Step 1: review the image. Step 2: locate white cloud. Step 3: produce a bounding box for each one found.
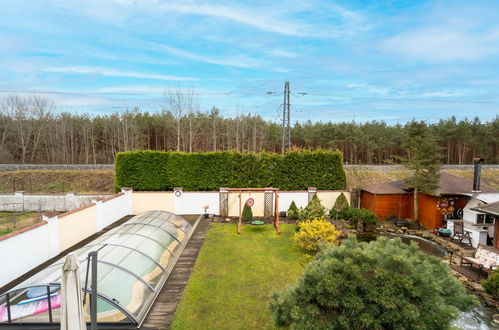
[122,1,307,36]
[155,44,264,69]
[269,49,298,58]
[43,66,198,81]
[381,26,499,62]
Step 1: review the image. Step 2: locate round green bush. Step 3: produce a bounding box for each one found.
[482,269,499,298]
[333,206,377,225]
[269,236,476,329]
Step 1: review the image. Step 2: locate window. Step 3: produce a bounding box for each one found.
[477,213,495,224]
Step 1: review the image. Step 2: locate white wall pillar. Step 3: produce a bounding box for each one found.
[66,192,76,210]
[92,199,105,231]
[121,187,134,215]
[43,213,60,258]
[14,191,25,212]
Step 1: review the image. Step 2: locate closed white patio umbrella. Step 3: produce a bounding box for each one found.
[60,253,86,330]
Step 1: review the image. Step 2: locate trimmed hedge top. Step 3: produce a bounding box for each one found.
[115,150,346,191]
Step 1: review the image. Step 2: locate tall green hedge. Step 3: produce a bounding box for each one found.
[115,150,346,191]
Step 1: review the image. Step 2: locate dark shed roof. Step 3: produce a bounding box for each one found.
[362,180,408,194]
[361,172,498,196]
[472,201,499,217]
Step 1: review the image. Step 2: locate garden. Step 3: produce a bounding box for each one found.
[171,194,489,329]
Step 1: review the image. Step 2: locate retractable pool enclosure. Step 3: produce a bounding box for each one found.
[0,210,198,328]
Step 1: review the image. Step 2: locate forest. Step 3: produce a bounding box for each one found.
[0,94,498,164]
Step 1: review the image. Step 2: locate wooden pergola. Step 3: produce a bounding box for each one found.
[223,187,280,235]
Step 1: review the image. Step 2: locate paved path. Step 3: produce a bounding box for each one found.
[140,218,211,329]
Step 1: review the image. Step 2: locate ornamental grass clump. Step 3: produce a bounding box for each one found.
[294,219,340,252]
[269,236,476,330]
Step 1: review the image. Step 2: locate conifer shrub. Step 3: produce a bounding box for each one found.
[294,219,340,252]
[242,203,253,222]
[329,192,350,219]
[299,194,326,221]
[269,236,476,329]
[482,269,499,298]
[336,207,377,226]
[287,201,299,219]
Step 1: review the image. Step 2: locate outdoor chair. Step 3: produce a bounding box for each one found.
[460,244,499,281]
[451,221,472,247]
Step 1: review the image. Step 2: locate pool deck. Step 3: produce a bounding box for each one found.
[140,217,211,329]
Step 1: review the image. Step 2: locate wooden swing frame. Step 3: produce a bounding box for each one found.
[224,187,280,235]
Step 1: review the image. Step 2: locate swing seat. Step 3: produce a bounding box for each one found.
[251,219,265,226]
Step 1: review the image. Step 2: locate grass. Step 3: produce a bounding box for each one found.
[0,211,40,234]
[0,170,115,193]
[171,223,307,330]
[445,169,499,190]
[345,168,499,191]
[0,228,13,236]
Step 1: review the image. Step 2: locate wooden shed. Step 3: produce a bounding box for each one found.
[360,180,411,220]
[360,172,498,230]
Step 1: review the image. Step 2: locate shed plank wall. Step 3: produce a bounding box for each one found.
[360,191,410,221]
[409,193,443,230]
[360,191,376,213]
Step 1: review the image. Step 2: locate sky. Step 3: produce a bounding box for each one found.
[1,0,499,123]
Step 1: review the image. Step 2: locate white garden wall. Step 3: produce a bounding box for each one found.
[0,222,51,287]
[278,192,309,211]
[174,191,219,215]
[0,192,113,212]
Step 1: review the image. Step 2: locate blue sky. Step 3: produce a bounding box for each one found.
[1,0,499,123]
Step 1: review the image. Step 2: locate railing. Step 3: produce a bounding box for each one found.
[0,204,42,233]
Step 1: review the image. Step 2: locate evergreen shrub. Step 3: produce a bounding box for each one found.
[242,203,253,222]
[269,236,476,329]
[329,192,350,219]
[294,219,340,252]
[299,194,326,221]
[115,150,346,191]
[287,201,299,219]
[336,207,377,226]
[482,269,499,298]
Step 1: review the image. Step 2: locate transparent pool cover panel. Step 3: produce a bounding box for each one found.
[1,210,193,325]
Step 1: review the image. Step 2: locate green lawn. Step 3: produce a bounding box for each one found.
[171,223,306,330]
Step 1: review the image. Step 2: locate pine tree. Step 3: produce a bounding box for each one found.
[269,236,476,329]
[397,121,442,223]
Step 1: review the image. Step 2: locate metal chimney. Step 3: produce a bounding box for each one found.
[472,157,484,192]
